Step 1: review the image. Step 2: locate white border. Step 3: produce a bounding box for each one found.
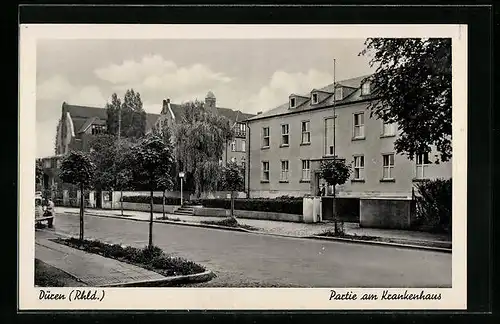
[19,24,467,310]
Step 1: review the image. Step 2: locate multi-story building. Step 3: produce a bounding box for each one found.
[246,75,452,199]
[54,102,161,155]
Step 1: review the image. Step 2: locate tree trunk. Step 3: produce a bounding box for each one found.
[120,190,123,216]
[230,190,235,219]
[148,180,153,249]
[162,190,166,220]
[79,184,84,241]
[332,184,339,235]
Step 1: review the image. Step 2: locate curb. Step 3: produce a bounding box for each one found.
[307,235,452,253]
[61,211,451,253]
[101,270,215,287]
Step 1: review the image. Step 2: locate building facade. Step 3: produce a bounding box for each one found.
[246,75,452,198]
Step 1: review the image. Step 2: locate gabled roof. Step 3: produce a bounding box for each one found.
[247,74,373,121]
[63,102,161,132]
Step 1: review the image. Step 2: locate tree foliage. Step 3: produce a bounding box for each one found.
[220,161,245,193]
[88,134,118,191]
[60,151,96,188]
[319,159,352,187]
[173,100,234,197]
[105,89,147,139]
[35,159,44,185]
[359,38,452,162]
[132,133,174,191]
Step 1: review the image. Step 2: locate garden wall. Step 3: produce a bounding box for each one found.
[193,207,303,222]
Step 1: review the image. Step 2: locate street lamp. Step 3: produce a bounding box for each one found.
[179,171,185,206]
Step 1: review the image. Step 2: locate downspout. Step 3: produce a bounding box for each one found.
[246,124,251,198]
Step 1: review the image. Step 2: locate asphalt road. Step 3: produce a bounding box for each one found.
[38,213,452,288]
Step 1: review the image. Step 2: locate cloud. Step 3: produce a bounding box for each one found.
[239,69,333,113]
[93,55,232,102]
[37,75,108,107]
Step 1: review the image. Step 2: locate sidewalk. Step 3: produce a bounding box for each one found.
[57,206,451,249]
[35,233,165,287]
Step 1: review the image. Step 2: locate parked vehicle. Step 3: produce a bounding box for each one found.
[35,194,54,228]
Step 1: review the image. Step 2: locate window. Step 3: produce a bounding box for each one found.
[361,81,371,95]
[280,160,289,181]
[231,141,236,152]
[416,153,431,179]
[353,113,365,139]
[262,161,270,181]
[290,97,296,108]
[301,160,311,181]
[312,93,318,104]
[324,117,335,155]
[241,140,246,152]
[281,124,289,146]
[353,155,365,180]
[335,87,343,101]
[91,124,105,135]
[262,127,270,147]
[382,154,395,179]
[301,121,310,144]
[382,121,396,136]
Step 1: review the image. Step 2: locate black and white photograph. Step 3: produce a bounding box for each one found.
[19,24,467,310]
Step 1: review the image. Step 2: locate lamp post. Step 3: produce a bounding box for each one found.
[179,171,185,207]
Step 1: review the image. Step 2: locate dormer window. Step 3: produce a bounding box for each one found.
[361,81,371,95]
[311,93,319,104]
[335,87,343,101]
[290,97,296,108]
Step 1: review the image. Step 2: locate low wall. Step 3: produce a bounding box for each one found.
[193,207,303,223]
[359,198,416,230]
[117,202,179,214]
[190,191,246,200]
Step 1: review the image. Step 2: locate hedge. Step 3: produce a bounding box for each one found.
[413,178,452,234]
[193,197,303,215]
[121,195,181,205]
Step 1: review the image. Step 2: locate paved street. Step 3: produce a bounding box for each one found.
[38,212,452,288]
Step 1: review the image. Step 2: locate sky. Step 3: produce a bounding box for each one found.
[36,39,375,158]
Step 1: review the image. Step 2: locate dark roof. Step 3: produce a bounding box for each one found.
[63,102,161,132]
[166,102,255,124]
[247,74,372,121]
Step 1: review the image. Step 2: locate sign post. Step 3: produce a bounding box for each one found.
[179,172,185,207]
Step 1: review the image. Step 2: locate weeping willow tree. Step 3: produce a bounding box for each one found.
[173,100,234,198]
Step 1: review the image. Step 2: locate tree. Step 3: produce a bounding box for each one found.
[121,89,147,139]
[35,159,44,189]
[173,101,234,197]
[88,134,118,192]
[220,161,245,219]
[59,151,96,241]
[132,134,174,248]
[359,38,452,163]
[105,90,147,139]
[319,158,352,234]
[105,93,122,136]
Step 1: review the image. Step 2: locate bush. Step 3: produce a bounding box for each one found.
[121,195,181,205]
[413,178,452,234]
[197,197,303,215]
[56,238,206,276]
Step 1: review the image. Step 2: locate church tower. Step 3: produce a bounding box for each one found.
[205,91,217,114]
